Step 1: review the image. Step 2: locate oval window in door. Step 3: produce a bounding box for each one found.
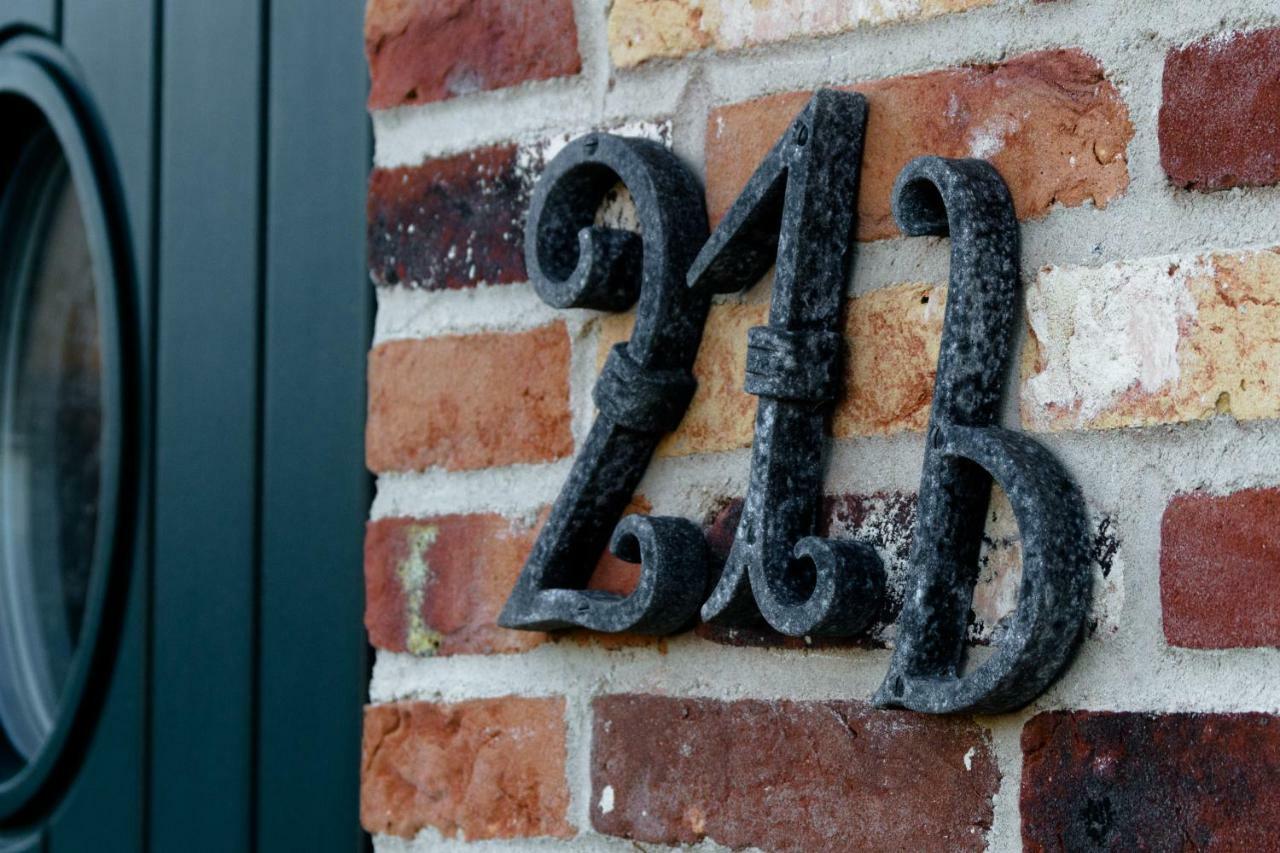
[0,40,137,823]
[0,128,101,765]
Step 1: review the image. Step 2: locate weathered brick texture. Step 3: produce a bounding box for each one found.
[362,490,1117,656]
[361,698,572,840]
[366,324,573,473]
[697,488,1119,649]
[359,2,1280,847]
[363,497,654,656]
[365,0,581,109]
[1022,712,1280,850]
[367,145,527,290]
[1022,247,1280,432]
[364,514,544,656]
[608,0,996,68]
[1161,487,1280,649]
[693,491,921,649]
[1160,27,1280,191]
[706,49,1132,241]
[600,282,946,456]
[592,695,999,852]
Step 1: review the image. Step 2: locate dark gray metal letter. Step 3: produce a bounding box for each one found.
[498,133,713,634]
[690,89,886,637]
[873,156,1092,714]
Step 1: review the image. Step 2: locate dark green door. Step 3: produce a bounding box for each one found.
[0,2,369,850]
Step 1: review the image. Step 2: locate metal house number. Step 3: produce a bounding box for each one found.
[499,90,1092,714]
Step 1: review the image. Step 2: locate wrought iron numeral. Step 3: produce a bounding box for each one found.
[499,101,1094,717]
[689,89,886,637]
[872,157,1093,714]
[497,133,714,634]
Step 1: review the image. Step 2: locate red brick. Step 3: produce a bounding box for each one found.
[1161,487,1280,648]
[365,0,581,109]
[706,49,1132,241]
[1160,28,1280,191]
[591,695,998,852]
[367,145,526,290]
[361,698,572,840]
[363,497,654,656]
[1022,711,1280,850]
[581,495,651,597]
[366,324,573,473]
[364,514,545,656]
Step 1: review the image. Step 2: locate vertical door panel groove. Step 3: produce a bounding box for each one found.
[152,3,264,851]
[258,0,370,848]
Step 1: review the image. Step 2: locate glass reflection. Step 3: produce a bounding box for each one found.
[0,145,102,763]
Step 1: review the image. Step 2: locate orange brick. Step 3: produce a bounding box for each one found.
[600,283,945,456]
[837,283,946,436]
[367,324,573,472]
[361,698,572,840]
[600,305,761,456]
[706,49,1132,241]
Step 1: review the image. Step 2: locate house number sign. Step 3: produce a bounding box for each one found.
[498,90,1092,715]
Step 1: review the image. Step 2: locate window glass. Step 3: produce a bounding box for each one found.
[0,132,102,763]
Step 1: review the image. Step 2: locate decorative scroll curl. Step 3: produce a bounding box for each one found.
[497,114,1093,716]
[872,157,1093,714]
[497,133,712,634]
[689,89,886,637]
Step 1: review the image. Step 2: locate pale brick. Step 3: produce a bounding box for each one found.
[608,0,995,68]
[1022,248,1280,431]
[608,0,711,68]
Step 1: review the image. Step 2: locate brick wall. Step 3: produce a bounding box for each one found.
[360,1,1280,849]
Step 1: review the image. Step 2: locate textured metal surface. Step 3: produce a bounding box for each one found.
[691,89,885,637]
[498,133,712,634]
[872,156,1092,714]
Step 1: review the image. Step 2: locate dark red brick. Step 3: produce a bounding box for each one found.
[592,695,998,852]
[367,145,526,290]
[361,698,572,840]
[365,0,582,109]
[1160,28,1280,191]
[1022,711,1280,850]
[1161,487,1280,648]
